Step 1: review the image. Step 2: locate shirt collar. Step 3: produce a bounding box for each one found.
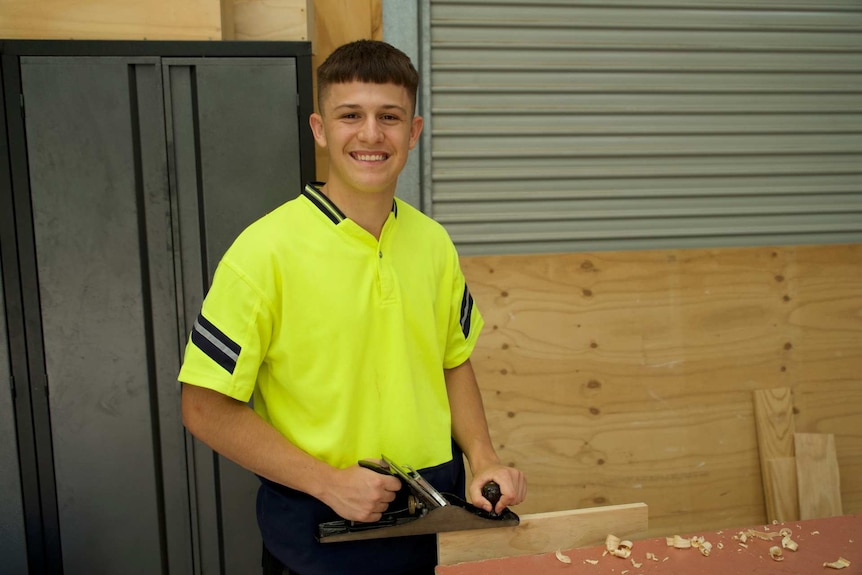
[302,182,398,225]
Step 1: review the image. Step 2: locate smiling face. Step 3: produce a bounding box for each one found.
[310,81,423,200]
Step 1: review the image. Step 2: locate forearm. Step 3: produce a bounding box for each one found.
[444,360,500,472]
[445,359,527,511]
[181,383,333,500]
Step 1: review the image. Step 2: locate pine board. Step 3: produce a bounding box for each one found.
[437,503,647,566]
[795,433,843,519]
[753,388,797,522]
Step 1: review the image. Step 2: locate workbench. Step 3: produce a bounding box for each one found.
[437,514,860,574]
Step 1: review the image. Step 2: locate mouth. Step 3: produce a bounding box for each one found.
[351,152,389,162]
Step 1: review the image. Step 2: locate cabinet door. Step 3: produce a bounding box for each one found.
[166,57,304,574]
[20,56,192,575]
[0,253,28,575]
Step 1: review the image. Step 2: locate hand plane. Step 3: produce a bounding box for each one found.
[316,455,520,543]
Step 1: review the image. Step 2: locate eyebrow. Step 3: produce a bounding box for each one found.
[333,103,409,114]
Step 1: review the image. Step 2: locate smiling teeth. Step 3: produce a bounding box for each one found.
[355,153,387,161]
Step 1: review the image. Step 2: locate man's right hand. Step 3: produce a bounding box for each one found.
[320,464,401,522]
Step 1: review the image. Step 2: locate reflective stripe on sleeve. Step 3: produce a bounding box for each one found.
[191,313,241,374]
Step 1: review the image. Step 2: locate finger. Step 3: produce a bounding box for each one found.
[381,476,402,492]
[493,493,510,514]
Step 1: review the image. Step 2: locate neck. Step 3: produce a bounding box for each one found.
[320,182,394,239]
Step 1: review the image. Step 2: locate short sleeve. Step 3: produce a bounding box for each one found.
[442,249,484,369]
[178,259,273,402]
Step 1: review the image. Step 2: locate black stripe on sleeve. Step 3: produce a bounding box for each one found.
[191,313,241,374]
[460,284,474,339]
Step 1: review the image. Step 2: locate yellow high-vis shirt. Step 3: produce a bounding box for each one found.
[178,183,483,470]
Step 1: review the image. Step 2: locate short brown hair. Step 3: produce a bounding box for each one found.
[317,40,419,114]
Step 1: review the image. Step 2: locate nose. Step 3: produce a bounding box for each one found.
[358,117,383,142]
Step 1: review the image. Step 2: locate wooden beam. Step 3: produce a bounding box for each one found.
[437,503,648,566]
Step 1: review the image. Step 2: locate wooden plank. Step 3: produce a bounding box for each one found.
[437,503,648,566]
[765,457,799,522]
[0,0,222,40]
[753,388,797,522]
[229,0,311,40]
[795,433,843,519]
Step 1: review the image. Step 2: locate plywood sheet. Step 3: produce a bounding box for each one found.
[437,503,647,566]
[461,244,862,536]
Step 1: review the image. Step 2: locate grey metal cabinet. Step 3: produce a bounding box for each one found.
[0,40,314,574]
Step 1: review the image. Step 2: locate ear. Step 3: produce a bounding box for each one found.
[408,115,424,150]
[309,113,327,148]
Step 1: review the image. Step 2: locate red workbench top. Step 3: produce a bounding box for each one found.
[436,514,860,575]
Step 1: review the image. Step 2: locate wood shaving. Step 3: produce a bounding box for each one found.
[555,550,572,564]
[631,558,642,568]
[662,534,713,556]
[769,546,783,562]
[606,534,633,559]
[666,535,692,549]
[745,529,781,541]
[584,559,599,565]
[645,553,659,562]
[781,534,798,551]
[691,537,713,557]
[823,557,851,570]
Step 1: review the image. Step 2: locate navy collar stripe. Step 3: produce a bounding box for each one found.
[302,183,345,223]
[302,182,398,225]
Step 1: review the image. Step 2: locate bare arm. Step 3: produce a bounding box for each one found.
[445,359,527,513]
[181,383,400,521]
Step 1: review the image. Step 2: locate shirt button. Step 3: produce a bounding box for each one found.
[379,251,383,259]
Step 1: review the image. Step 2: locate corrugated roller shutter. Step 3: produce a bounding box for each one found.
[426,0,862,255]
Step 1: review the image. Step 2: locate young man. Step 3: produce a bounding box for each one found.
[179,40,526,575]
